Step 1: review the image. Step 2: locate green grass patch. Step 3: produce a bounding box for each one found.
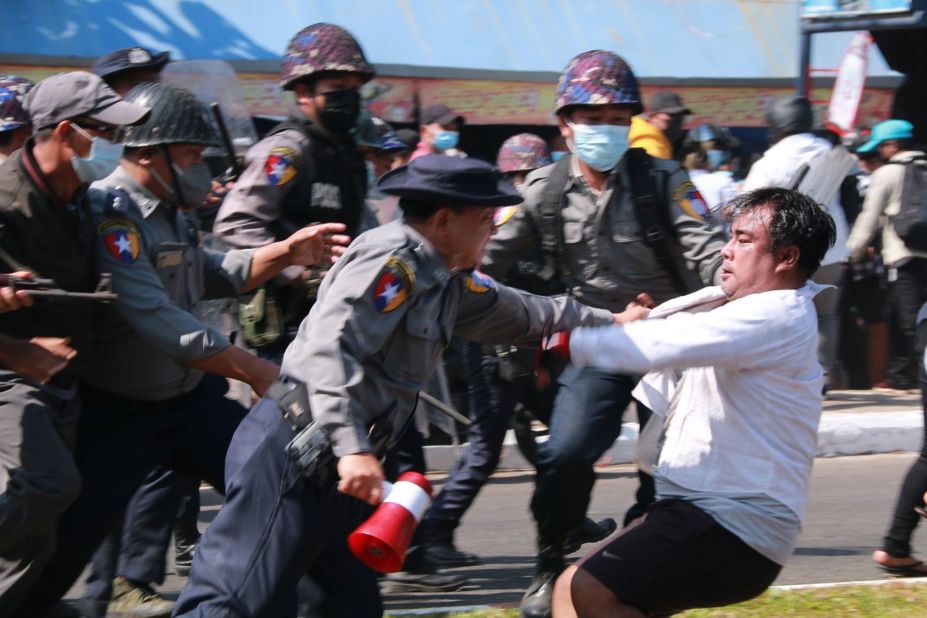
[389,582,927,617]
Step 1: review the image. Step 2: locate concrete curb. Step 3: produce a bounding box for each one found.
[423,410,924,473]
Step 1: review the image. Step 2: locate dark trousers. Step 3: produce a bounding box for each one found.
[887,258,927,387]
[883,318,927,557]
[174,396,380,618]
[83,468,200,614]
[0,374,81,615]
[421,342,556,543]
[530,364,654,544]
[11,374,245,618]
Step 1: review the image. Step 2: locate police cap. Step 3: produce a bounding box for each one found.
[377,155,522,207]
[25,71,150,130]
[91,47,170,79]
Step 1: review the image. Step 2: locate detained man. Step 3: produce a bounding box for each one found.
[546,187,836,617]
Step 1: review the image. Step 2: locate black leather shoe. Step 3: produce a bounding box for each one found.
[422,541,481,567]
[520,569,559,618]
[563,516,617,554]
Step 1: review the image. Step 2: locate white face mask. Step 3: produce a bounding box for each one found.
[70,124,124,183]
[566,122,630,172]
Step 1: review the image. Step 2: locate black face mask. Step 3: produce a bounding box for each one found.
[318,88,361,135]
[665,114,686,141]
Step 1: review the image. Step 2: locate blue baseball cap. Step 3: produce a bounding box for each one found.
[377,155,522,207]
[857,119,914,153]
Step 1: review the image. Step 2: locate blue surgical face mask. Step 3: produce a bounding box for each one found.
[567,122,629,172]
[550,150,567,162]
[70,124,124,183]
[433,130,459,151]
[706,149,730,170]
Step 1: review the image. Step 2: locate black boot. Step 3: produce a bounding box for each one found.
[520,539,566,618]
[563,517,617,555]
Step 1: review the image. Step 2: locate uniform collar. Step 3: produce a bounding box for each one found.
[401,221,452,289]
[19,138,74,209]
[569,151,625,194]
[102,165,166,219]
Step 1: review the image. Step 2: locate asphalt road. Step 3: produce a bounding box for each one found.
[66,452,927,613]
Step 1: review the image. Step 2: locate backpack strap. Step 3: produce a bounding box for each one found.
[625,147,691,295]
[536,154,573,280]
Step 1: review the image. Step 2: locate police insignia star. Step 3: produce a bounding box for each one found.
[465,269,495,294]
[98,219,141,264]
[373,257,415,312]
[265,147,299,187]
[493,205,518,227]
[673,181,711,222]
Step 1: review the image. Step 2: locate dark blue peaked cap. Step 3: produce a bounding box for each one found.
[376,155,522,207]
[91,47,170,79]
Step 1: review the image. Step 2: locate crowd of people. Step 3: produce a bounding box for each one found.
[0,19,925,618]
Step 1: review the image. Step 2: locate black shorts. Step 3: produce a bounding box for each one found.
[579,499,781,616]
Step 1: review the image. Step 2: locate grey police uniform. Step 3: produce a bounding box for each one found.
[12,168,256,617]
[175,218,614,617]
[484,155,726,310]
[86,167,254,399]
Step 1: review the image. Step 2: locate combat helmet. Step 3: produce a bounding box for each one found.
[118,82,220,148]
[496,133,551,173]
[555,50,642,115]
[0,76,34,132]
[281,23,375,90]
[766,96,813,140]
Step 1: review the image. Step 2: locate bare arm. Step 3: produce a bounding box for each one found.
[184,345,280,397]
[243,223,351,292]
[0,333,76,384]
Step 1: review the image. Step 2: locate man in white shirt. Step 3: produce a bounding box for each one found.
[549,187,836,618]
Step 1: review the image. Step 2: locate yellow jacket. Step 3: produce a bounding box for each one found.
[629,116,673,159]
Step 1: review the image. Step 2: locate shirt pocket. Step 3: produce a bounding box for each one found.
[152,242,190,302]
[610,213,640,244]
[384,307,442,385]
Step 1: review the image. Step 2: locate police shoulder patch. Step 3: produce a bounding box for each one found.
[493,205,518,227]
[98,219,141,264]
[672,180,711,222]
[265,146,299,187]
[465,269,495,294]
[373,256,416,312]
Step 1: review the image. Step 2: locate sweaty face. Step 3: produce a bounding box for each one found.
[444,206,497,270]
[719,208,782,300]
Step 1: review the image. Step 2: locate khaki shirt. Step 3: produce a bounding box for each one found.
[483,155,727,311]
[280,220,614,457]
[85,167,254,400]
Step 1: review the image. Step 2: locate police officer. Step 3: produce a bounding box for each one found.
[480,50,727,618]
[0,71,149,615]
[213,22,371,362]
[10,82,350,618]
[0,75,34,163]
[172,155,645,617]
[384,133,559,591]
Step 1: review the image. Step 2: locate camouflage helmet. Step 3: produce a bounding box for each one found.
[555,50,642,115]
[0,75,34,132]
[496,133,551,173]
[281,23,375,90]
[118,82,220,148]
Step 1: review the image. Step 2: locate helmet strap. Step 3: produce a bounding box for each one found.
[148,145,182,206]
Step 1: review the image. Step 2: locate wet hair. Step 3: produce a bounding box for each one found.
[723,187,836,278]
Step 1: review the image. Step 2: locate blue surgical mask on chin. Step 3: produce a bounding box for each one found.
[70,124,124,183]
[567,122,629,172]
[433,130,459,151]
[550,150,568,162]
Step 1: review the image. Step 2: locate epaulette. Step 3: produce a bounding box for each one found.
[103,186,133,217]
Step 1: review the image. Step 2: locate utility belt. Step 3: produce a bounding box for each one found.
[486,344,537,382]
[268,377,395,487]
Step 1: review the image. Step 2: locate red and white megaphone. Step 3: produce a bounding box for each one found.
[348,471,433,573]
